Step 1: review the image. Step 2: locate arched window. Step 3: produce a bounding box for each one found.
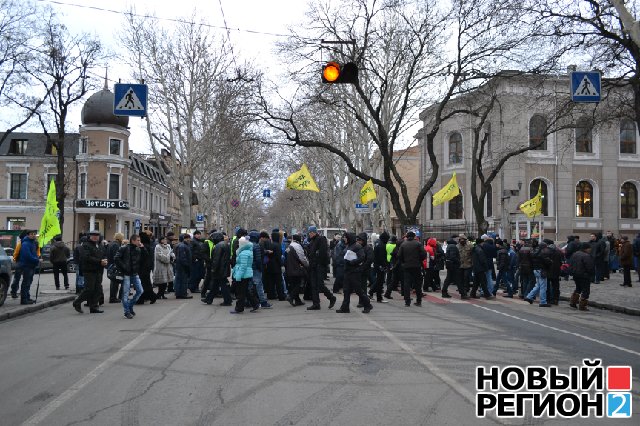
[449,132,462,164]
[486,184,493,217]
[621,182,638,219]
[576,181,593,217]
[448,192,463,220]
[575,116,593,153]
[529,115,547,150]
[530,179,548,216]
[620,119,636,154]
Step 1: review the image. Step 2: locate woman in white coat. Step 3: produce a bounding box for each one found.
[154,236,174,299]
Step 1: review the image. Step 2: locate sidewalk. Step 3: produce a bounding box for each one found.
[558,269,640,316]
[0,272,76,321]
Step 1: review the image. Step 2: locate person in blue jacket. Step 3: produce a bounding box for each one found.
[231,237,259,314]
[18,230,40,305]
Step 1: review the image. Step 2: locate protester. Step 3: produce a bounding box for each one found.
[568,242,594,311]
[174,234,193,299]
[17,230,40,305]
[619,235,633,287]
[337,232,373,313]
[372,231,390,303]
[230,236,259,314]
[50,235,71,291]
[306,226,336,310]
[72,230,106,313]
[115,234,142,319]
[398,231,427,307]
[106,232,124,303]
[285,234,309,306]
[153,235,174,299]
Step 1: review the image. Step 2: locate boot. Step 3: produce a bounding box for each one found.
[441,291,451,298]
[157,284,167,299]
[569,292,579,309]
[578,298,589,311]
[167,282,174,293]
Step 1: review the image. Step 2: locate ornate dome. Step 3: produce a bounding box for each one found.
[81,87,129,128]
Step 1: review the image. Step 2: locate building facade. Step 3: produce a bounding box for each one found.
[0,83,180,243]
[418,71,640,241]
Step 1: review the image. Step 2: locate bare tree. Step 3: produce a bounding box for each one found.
[29,14,102,232]
[256,0,568,226]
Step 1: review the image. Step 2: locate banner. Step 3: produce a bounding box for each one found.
[432,173,461,206]
[285,164,320,192]
[39,179,62,247]
[359,179,377,204]
[520,183,543,218]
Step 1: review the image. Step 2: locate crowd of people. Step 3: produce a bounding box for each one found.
[7,226,640,318]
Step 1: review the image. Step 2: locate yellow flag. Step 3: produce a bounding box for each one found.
[39,179,62,247]
[432,173,460,206]
[285,164,320,192]
[519,183,543,218]
[359,179,377,204]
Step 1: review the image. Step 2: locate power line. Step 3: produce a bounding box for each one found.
[35,0,304,39]
[217,0,239,70]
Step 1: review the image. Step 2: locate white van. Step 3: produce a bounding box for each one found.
[316,228,347,238]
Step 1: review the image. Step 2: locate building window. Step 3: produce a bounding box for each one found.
[132,186,137,207]
[79,173,87,199]
[529,114,547,150]
[448,192,463,219]
[448,132,462,164]
[486,184,493,217]
[530,179,549,216]
[575,116,593,153]
[109,138,122,156]
[9,139,27,155]
[145,191,148,210]
[79,137,88,154]
[108,174,120,199]
[10,173,27,199]
[576,180,593,217]
[45,141,57,155]
[620,119,636,154]
[621,182,638,219]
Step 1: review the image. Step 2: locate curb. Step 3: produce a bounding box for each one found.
[559,295,640,316]
[0,296,76,322]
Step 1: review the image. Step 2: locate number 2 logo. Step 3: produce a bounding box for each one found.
[607,393,632,418]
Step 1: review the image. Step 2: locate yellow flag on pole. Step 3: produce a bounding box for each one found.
[359,179,377,204]
[519,183,543,218]
[285,164,320,192]
[39,178,62,247]
[432,173,461,206]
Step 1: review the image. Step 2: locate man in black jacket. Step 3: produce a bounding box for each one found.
[115,234,142,319]
[371,232,390,303]
[524,241,553,307]
[397,231,427,307]
[357,232,373,297]
[337,232,372,313]
[569,242,594,311]
[471,238,492,300]
[189,230,206,293]
[306,226,337,310]
[107,232,124,303]
[174,234,193,299]
[442,235,463,298]
[73,230,107,314]
[204,233,232,306]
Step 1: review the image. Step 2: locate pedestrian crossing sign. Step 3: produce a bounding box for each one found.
[571,71,601,103]
[114,83,148,117]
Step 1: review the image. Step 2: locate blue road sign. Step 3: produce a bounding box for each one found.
[263,189,271,198]
[571,72,601,103]
[114,83,148,117]
[134,219,141,228]
[196,214,204,222]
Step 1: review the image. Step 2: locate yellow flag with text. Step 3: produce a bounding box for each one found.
[519,183,543,218]
[39,179,62,247]
[432,173,460,206]
[285,164,320,192]
[359,179,377,204]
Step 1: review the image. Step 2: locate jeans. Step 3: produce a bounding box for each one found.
[121,274,143,314]
[76,271,85,290]
[11,265,22,295]
[484,270,494,295]
[252,270,267,303]
[526,269,547,305]
[20,265,36,301]
[520,271,534,298]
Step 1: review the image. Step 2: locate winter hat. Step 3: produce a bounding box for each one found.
[292,234,302,242]
[379,231,390,243]
[248,230,260,243]
[308,226,317,233]
[357,232,368,242]
[238,236,251,249]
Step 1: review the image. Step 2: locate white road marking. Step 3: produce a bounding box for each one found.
[21,304,187,426]
[360,314,512,425]
[472,304,640,357]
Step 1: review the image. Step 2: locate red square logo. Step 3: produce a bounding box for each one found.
[607,366,632,391]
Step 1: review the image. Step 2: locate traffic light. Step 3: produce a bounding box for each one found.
[322,61,358,84]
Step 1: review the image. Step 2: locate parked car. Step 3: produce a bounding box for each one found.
[8,243,76,273]
[0,246,14,306]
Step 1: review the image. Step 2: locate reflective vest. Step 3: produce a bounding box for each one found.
[385,243,396,263]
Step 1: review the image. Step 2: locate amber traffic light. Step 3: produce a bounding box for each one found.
[321,61,358,84]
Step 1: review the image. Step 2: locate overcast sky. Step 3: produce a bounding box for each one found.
[39,0,308,152]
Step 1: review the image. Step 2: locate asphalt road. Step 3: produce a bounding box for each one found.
[0,291,638,426]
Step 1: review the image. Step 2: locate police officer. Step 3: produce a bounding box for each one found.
[73,230,107,313]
